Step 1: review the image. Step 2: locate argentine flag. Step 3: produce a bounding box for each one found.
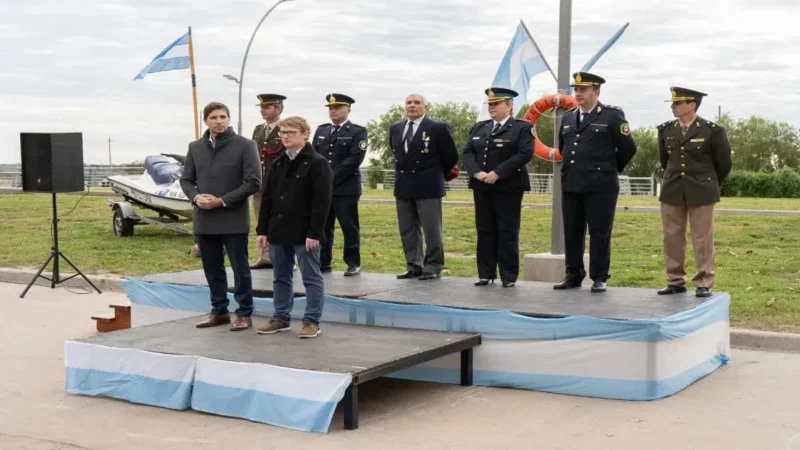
[134,31,191,80]
[486,22,551,117]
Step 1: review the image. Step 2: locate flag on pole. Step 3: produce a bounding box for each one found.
[481,21,554,119]
[133,27,201,139]
[134,32,191,80]
[580,22,629,72]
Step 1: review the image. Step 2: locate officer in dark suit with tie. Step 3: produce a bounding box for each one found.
[311,93,369,277]
[553,72,637,293]
[390,94,459,280]
[462,87,533,287]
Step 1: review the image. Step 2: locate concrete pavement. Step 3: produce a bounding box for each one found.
[2,281,799,450]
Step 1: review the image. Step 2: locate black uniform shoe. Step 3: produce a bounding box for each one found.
[657,285,687,295]
[502,281,515,288]
[344,266,360,277]
[553,279,581,290]
[419,272,440,280]
[474,279,494,286]
[696,287,712,297]
[320,265,333,273]
[397,270,421,279]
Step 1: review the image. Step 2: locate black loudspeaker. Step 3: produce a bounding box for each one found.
[20,132,85,193]
[18,131,101,298]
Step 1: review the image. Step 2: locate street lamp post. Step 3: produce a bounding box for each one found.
[234,0,293,135]
[222,74,241,126]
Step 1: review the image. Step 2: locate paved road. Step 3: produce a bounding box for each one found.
[1,281,799,450]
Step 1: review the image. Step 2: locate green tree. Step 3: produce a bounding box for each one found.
[365,101,479,169]
[623,127,661,178]
[718,114,800,172]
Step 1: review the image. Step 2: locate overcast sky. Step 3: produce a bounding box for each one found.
[2,0,798,165]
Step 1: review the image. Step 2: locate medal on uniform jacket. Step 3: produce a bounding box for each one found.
[423,131,430,152]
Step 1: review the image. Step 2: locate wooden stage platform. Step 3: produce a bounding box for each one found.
[76,268,731,427]
[73,315,481,431]
[137,269,716,321]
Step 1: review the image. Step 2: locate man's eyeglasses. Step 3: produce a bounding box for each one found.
[280,130,300,137]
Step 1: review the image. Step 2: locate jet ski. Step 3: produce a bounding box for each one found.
[106,154,193,220]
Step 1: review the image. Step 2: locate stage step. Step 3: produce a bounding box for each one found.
[91,304,131,333]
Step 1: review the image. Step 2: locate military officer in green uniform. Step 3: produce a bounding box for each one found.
[311,93,369,276]
[250,93,286,269]
[656,87,732,297]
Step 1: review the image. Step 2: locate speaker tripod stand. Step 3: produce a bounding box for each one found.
[20,193,102,298]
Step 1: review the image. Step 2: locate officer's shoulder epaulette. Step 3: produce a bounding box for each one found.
[347,122,367,130]
[656,120,676,132]
[602,105,626,118]
[317,122,331,128]
[699,117,724,132]
[515,118,533,127]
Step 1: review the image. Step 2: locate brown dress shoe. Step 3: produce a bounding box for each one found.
[299,322,321,338]
[196,314,231,328]
[230,316,252,331]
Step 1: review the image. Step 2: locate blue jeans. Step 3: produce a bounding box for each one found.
[270,243,325,325]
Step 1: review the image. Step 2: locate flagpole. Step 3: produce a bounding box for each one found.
[550,0,572,255]
[520,20,558,83]
[188,26,200,139]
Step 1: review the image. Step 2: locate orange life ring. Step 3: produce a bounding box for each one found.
[523,94,580,162]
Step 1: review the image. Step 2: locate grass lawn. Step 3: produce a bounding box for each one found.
[0,192,798,332]
[361,188,800,211]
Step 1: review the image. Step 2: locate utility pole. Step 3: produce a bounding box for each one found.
[550,0,572,255]
[107,138,113,166]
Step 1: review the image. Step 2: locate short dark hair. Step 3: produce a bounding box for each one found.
[693,98,703,112]
[203,102,230,120]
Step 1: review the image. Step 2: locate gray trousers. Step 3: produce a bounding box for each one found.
[395,197,444,274]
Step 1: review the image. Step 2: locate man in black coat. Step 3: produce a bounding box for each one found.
[256,116,333,339]
[180,102,262,331]
[389,94,459,280]
[462,87,533,287]
[311,93,369,277]
[553,72,637,293]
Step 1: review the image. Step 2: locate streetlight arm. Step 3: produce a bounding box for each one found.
[236,0,291,135]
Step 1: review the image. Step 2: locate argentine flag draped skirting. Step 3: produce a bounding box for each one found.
[65,279,731,433]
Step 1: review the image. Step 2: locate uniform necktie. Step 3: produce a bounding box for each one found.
[681,125,689,136]
[404,121,414,152]
[330,124,340,140]
[492,122,501,133]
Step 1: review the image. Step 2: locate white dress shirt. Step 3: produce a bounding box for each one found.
[402,116,424,153]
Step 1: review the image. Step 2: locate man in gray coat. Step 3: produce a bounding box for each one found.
[180,102,262,331]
